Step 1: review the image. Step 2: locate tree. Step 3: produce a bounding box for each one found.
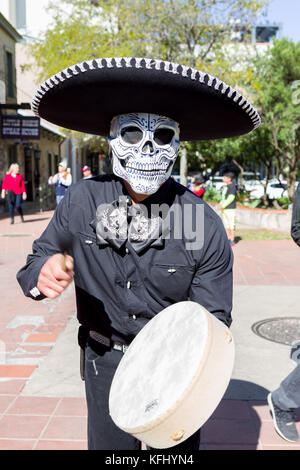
[238,125,275,206]
[29,0,268,183]
[31,0,268,79]
[252,39,300,201]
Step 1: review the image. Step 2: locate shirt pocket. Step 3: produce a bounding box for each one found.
[148,263,196,303]
[77,231,97,246]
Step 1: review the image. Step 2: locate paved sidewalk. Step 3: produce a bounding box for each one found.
[0,210,300,450]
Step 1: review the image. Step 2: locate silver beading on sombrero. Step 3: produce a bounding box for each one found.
[31,57,261,140]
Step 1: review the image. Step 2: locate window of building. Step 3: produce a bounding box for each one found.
[34,149,41,197]
[5,51,15,99]
[8,145,17,166]
[48,153,52,177]
[54,154,59,171]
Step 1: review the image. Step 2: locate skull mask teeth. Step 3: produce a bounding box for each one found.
[109,113,180,195]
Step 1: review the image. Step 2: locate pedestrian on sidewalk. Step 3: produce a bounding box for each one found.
[219,171,237,247]
[191,173,206,199]
[81,165,93,179]
[48,161,72,205]
[17,57,261,450]
[267,183,300,443]
[1,163,27,224]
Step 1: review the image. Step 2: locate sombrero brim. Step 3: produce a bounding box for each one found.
[32,57,261,141]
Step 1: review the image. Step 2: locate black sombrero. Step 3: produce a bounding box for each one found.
[32,57,261,141]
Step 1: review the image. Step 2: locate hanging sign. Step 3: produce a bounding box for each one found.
[1,115,40,139]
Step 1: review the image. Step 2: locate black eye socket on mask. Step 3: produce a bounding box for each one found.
[121,126,143,144]
[154,128,175,145]
[121,126,175,145]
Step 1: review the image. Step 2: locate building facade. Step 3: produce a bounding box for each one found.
[0,3,67,210]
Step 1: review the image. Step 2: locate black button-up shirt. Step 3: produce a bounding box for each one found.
[17,176,233,343]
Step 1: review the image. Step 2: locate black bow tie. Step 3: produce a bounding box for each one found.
[90,196,167,253]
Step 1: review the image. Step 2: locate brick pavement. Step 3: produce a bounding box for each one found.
[0,209,300,450]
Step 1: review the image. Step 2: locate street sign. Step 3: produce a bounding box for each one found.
[1,115,40,139]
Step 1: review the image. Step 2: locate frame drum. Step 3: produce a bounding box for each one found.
[109,301,234,448]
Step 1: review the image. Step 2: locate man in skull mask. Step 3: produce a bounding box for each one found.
[17,57,260,450]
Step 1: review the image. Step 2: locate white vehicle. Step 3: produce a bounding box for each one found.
[206,175,224,191]
[248,179,289,200]
[247,180,265,199]
[266,180,288,200]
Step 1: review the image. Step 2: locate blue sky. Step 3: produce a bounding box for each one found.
[265,0,300,42]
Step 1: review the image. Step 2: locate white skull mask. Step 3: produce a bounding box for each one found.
[109,113,180,195]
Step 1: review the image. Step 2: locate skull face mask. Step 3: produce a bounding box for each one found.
[109,113,180,195]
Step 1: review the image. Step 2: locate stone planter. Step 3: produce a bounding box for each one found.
[236,205,292,233]
[209,202,292,233]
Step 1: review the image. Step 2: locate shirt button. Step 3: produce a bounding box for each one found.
[127,281,131,289]
[125,248,129,254]
[132,315,136,320]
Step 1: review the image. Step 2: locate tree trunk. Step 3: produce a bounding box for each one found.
[262,164,270,207]
[232,159,244,188]
[287,171,297,202]
[180,146,188,187]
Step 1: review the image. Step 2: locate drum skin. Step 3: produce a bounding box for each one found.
[109,301,235,449]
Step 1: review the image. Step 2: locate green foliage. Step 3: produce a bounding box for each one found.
[236,229,291,241]
[28,0,272,183]
[30,0,267,80]
[236,191,250,205]
[191,38,300,202]
[244,199,261,208]
[276,197,291,210]
[249,38,300,201]
[203,186,222,203]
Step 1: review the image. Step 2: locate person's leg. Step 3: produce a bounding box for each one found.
[224,210,236,245]
[267,364,300,442]
[84,340,141,450]
[6,196,14,223]
[227,210,236,243]
[15,194,24,221]
[231,213,236,243]
[56,195,64,205]
[222,212,230,239]
[272,364,300,410]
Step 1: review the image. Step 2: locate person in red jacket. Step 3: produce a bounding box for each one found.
[1,163,27,224]
[191,174,206,198]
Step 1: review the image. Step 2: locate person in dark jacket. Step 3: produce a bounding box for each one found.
[267,184,300,443]
[291,184,300,245]
[17,56,261,450]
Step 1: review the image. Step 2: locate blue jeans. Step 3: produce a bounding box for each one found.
[56,195,65,205]
[272,364,300,410]
[6,193,23,220]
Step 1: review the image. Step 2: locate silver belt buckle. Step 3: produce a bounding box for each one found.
[114,342,128,354]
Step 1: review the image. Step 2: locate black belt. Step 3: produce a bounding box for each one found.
[89,330,129,354]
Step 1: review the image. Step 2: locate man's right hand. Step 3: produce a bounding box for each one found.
[37,253,74,299]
